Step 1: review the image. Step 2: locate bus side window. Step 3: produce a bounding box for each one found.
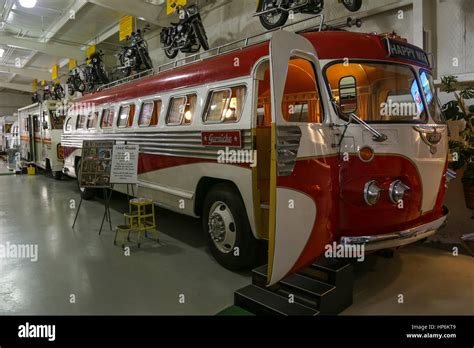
[76,115,87,129]
[139,100,161,127]
[166,94,197,125]
[203,86,246,123]
[282,58,323,123]
[117,105,135,128]
[101,108,115,129]
[42,112,49,130]
[87,112,99,129]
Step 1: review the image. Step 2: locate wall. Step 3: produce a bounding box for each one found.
[0,92,31,116]
[436,0,474,80]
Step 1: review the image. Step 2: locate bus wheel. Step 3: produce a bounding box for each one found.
[75,159,96,200]
[202,183,259,271]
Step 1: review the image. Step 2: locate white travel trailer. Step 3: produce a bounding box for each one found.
[18,100,65,179]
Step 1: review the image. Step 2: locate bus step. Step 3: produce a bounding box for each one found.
[303,258,354,285]
[300,258,354,309]
[234,284,319,316]
[252,265,341,315]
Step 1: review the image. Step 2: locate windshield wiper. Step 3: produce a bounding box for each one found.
[331,100,388,143]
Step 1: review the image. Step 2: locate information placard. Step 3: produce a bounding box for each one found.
[79,140,114,188]
[110,144,139,184]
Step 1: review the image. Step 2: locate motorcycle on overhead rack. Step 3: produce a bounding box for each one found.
[117,25,154,77]
[42,83,54,101]
[67,68,86,96]
[32,92,40,104]
[52,82,65,100]
[255,0,363,30]
[83,50,109,92]
[160,4,210,59]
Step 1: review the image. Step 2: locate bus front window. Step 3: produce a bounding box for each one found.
[325,61,428,123]
[420,71,445,124]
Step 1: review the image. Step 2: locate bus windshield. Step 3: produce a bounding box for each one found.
[325,61,428,123]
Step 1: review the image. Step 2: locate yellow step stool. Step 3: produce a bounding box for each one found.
[114,198,159,248]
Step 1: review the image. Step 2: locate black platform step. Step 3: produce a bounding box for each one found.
[252,265,343,315]
[299,258,353,286]
[234,284,319,316]
[303,258,354,310]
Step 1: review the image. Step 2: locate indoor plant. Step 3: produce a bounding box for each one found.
[441,75,474,209]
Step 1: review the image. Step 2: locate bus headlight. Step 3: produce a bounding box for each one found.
[389,180,410,204]
[364,180,383,206]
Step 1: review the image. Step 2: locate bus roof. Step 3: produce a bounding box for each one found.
[74,31,428,108]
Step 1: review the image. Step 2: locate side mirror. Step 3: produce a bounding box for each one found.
[338,75,358,114]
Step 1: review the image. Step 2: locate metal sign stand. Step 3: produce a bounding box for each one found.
[72,197,83,229]
[99,184,114,235]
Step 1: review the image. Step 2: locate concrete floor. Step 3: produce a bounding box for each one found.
[0,160,473,315]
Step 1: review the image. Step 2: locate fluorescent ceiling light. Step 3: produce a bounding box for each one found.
[0,48,4,57]
[19,0,37,9]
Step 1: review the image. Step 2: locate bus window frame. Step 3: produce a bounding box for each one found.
[117,104,134,128]
[203,85,247,124]
[101,107,115,129]
[323,59,430,124]
[87,111,99,130]
[419,69,446,124]
[76,114,87,130]
[166,93,197,126]
[138,99,161,128]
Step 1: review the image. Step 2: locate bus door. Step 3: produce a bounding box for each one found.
[32,115,40,163]
[266,31,338,286]
[25,116,33,161]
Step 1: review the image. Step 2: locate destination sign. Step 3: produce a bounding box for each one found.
[384,38,430,67]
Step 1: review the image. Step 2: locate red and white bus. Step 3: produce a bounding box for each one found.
[62,29,448,286]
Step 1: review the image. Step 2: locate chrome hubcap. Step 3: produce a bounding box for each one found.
[208,201,236,254]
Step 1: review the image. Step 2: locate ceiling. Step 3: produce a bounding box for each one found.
[0,0,170,94]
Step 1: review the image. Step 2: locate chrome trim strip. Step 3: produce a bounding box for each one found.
[137,180,194,200]
[339,213,448,251]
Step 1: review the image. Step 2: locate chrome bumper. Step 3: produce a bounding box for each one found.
[339,212,448,251]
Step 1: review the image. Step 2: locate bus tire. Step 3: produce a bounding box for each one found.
[202,183,259,271]
[75,158,96,200]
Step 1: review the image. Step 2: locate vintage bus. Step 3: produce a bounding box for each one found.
[18,100,65,179]
[62,29,448,286]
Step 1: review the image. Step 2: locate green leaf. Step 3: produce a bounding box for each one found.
[460,87,474,99]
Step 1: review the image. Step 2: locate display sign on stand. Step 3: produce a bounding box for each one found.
[73,141,140,236]
[79,140,114,188]
[73,140,115,233]
[110,145,139,185]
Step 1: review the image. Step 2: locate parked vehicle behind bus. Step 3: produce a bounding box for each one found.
[0,115,16,153]
[62,29,448,285]
[18,100,65,179]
